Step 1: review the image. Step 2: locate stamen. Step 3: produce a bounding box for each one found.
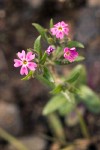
[66,51,70,56]
[23,60,27,65]
[58,26,62,30]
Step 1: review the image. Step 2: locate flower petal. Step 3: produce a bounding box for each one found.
[50,28,57,35]
[27,62,37,71]
[26,52,35,61]
[64,47,78,62]
[70,47,76,51]
[64,47,69,53]
[14,59,22,67]
[17,50,25,60]
[20,66,28,75]
[70,50,78,59]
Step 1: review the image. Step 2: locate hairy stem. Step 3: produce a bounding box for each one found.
[75,109,90,139]
[0,128,28,150]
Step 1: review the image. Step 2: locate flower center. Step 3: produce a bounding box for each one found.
[66,51,70,56]
[58,26,62,30]
[23,60,27,65]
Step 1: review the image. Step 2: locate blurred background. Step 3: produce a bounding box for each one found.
[0,0,100,150]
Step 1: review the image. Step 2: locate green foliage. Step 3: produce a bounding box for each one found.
[40,52,47,64]
[47,113,66,143]
[34,35,42,59]
[55,56,85,65]
[79,85,100,113]
[43,94,67,115]
[74,65,87,86]
[36,75,54,89]
[32,23,47,40]
[65,65,83,83]
[50,85,64,94]
[21,71,34,80]
[43,67,54,83]
[67,41,84,48]
[50,18,54,28]
[36,66,55,88]
[58,101,74,116]
[75,56,85,62]
[47,38,55,45]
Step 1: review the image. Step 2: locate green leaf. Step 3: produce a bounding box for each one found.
[67,41,84,48]
[75,56,85,62]
[50,85,63,94]
[32,23,47,39]
[43,94,67,115]
[36,75,54,88]
[40,52,47,64]
[59,102,74,116]
[43,67,54,83]
[74,65,87,86]
[66,65,83,83]
[61,91,75,103]
[79,85,100,113]
[21,71,34,80]
[34,35,42,59]
[55,59,70,65]
[50,18,54,28]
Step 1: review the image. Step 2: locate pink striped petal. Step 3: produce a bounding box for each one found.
[14,59,22,67]
[26,52,35,61]
[20,66,28,75]
[59,32,64,39]
[27,62,37,71]
[61,21,68,27]
[17,50,25,60]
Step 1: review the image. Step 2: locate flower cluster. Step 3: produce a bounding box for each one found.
[14,20,79,76]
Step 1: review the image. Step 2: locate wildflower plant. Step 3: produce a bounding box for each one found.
[14,19,100,144]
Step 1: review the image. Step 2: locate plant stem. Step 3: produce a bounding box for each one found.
[47,113,67,145]
[0,128,28,150]
[75,109,90,139]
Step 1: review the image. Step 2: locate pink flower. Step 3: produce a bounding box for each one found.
[14,50,37,75]
[50,21,69,39]
[46,45,55,55]
[64,47,78,62]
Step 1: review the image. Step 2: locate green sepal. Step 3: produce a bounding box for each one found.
[67,41,84,48]
[50,18,54,28]
[55,56,85,65]
[21,71,34,80]
[75,56,85,62]
[47,38,55,45]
